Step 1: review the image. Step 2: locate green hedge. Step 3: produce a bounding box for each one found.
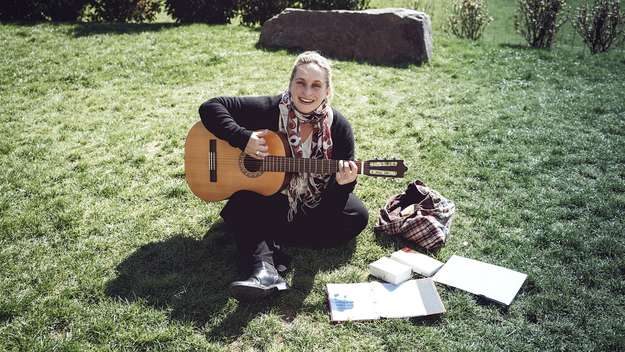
[164,0,238,23]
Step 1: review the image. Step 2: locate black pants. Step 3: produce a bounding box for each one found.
[220,190,368,267]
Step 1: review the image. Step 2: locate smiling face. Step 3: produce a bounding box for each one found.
[289,63,331,114]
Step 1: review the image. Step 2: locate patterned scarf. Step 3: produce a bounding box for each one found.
[278,90,334,222]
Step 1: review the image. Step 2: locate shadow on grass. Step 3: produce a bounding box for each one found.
[205,240,357,341]
[373,232,443,257]
[105,221,236,327]
[408,314,444,327]
[105,221,356,341]
[72,22,185,37]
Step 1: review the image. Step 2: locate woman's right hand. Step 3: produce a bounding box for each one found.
[244,130,269,159]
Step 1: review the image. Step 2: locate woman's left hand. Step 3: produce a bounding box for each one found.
[336,160,358,185]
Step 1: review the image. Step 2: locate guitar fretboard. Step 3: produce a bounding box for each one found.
[260,156,362,175]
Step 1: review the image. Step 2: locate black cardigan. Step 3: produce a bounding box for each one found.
[199,95,357,215]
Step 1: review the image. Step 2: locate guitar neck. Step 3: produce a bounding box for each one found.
[261,157,360,175]
[259,157,406,178]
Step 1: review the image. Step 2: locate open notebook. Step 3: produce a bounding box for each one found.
[326,278,445,322]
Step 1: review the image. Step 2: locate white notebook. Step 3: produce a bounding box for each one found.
[390,248,444,277]
[327,279,446,322]
[368,257,412,285]
[432,255,527,306]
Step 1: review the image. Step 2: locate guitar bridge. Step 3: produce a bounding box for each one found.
[209,139,217,182]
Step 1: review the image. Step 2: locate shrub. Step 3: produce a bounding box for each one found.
[164,0,237,23]
[514,0,567,48]
[44,0,89,21]
[0,0,45,21]
[88,0,161,22]
[298,0,370,11]
[238,0,293,26]
[573,0,625,53]
[447,0,493,40]
[411,0,435,17]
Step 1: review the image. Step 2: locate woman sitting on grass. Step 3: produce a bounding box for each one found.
[199,51,368,301]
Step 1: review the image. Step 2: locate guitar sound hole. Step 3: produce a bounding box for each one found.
[243,156,261,172]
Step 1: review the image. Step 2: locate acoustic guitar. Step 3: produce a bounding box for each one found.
[184,121,407,202]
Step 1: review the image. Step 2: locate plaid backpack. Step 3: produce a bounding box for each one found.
[374,180,455,251]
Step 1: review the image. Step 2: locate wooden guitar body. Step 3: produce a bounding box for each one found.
[184,121,290,202]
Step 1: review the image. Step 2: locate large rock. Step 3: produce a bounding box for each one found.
[259,8,432,65]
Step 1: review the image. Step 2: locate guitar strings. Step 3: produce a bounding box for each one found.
[200,159,349,171]
[195,157,357,174]
[201,156,361,165]
[202,156,362,164]
[201,160,360,172]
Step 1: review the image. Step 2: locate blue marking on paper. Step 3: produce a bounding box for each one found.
[332,294,355,311]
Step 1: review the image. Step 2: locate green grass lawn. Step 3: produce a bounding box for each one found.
[1,2,625,351]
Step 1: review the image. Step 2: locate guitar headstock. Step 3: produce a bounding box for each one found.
[362,159,408,178]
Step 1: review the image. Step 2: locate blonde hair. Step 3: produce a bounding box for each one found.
[289,51,333,97]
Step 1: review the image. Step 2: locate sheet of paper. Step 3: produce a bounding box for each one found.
[432,255,527,305]
[372,279,446,318]
[327,283,379,321]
